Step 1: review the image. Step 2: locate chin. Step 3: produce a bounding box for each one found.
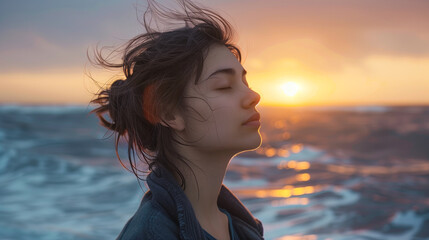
[251,137,263,150]
[241,133,262,151]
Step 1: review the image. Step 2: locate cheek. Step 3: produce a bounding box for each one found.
[209,102,242,142]
[184,97,238,144]
[212,106,237,130]
[183,98,215,138]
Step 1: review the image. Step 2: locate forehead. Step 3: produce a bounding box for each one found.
[200,44,243,82]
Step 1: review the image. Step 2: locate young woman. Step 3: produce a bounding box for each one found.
[90,1,264,239]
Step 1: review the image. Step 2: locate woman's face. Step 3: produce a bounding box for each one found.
[181,44,262,155]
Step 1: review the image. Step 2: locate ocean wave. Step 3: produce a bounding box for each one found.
[1,105,428,240]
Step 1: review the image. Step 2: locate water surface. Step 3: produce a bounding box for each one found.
[0,105,428,240]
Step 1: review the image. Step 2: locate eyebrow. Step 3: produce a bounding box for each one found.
[204,67,247,81]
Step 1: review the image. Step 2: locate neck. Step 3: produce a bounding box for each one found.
[175,147,235,219]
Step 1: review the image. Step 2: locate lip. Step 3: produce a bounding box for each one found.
[242,112,261,126]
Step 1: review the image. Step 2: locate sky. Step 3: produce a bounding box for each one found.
[0,0,428,106]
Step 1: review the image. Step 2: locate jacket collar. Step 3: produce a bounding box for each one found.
[147,166,205,240]
[146,166,263,239]
[217,185,264,236]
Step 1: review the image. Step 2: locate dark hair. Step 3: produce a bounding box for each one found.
[89,0,241,189]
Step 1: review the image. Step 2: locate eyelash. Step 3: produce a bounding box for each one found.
[216,82,251,91]
[215,78,249,91]
[217,87,232,90]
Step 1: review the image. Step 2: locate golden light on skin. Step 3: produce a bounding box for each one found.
[281,81,300,97]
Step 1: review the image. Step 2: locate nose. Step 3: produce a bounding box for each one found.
[242,88,261,109]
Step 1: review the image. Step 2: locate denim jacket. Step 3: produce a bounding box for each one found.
[116,167,264,240]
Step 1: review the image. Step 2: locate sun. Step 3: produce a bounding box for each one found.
[281,81,300,97]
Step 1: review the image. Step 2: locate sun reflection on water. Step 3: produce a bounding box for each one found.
[277,160,311,171]
[271,197,310,206]
[296,173,311,182]
[265,147,277,157]
[243,106,429,240]
[326,162,429,175]
[277,148,290,157]
[282,132,291,140]
[238,185,318,199]
[255,143,305,158]
[274,120,287,129]
[291,144,304,153]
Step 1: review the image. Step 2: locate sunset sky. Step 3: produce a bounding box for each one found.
[1,0,428,106]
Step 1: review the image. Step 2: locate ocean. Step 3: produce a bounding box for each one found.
[0,105,428,240]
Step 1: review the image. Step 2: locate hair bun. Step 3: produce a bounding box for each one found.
[108,79,127,134]
[111,79,126,88]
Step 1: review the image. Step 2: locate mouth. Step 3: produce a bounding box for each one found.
[242,112,261,126]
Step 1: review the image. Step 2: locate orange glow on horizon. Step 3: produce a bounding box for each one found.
[1,56,429,106]
[245,51,429,107]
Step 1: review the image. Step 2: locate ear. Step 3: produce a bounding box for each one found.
[160,110,185,131]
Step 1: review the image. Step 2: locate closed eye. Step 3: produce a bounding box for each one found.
[217,87,232,90]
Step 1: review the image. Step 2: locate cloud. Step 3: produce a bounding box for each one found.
[0,30,78,72]
[1,0,428,73]
[0,0,141,72]
[219,0,429,59]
